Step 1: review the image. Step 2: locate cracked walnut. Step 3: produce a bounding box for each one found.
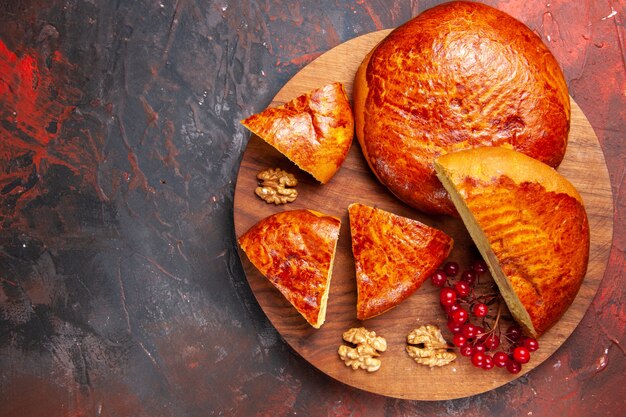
[255,168,298,205]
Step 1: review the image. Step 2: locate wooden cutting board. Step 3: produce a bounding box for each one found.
[233,30,613,400]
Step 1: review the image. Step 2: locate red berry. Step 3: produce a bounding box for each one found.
[454,281,471,298]
[472,259,488,275]
[522,337,539,352]
[460,270,477,285]
[430,270,447,287]
[474,326,485,340]
[506,325,523,342]
[506,360,522,374]
[447,319,462,334]
[460,344,474,357]
[493,351,509,368]
[472,303,489,318]
[453,334,467,347]
[439,287,457,306]
[462,323,477,339]
[482,334,500,350]
[471,352,486,368]
[444,302,461,314]
[450,308,469,325]
[473,343,486,354]
[513,346,531,364]
[482,354,494,370]
[444,261,460,276]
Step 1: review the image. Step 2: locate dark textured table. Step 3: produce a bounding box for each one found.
[0,1,624,416]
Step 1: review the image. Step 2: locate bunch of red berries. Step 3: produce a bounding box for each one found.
[431,260,539,374]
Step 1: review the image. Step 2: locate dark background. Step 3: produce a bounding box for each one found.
[0,1,624,416]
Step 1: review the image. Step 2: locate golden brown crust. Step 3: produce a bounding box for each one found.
[435,147,589,337]
[353,1,570,215]
[238,209,341,328]
[353,48,375,172]
[436,146,583,204]
[348,203,453,320]
[241,82,354,184]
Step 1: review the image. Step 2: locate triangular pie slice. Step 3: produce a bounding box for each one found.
[348,203,454,320]
[238,209,341,328]
[434,146,590,337]
[241,82,354,184]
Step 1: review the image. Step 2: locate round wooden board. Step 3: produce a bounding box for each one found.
[233,30,613,400]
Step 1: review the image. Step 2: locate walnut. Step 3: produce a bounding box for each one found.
[406,325,456,367]
[338,327,387,372]
[255,168,298,205]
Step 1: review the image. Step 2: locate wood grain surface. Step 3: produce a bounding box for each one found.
[233,30,613,400]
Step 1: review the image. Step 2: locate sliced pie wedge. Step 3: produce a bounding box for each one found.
[434,147,590,337]
[348,203,454,320]
[238,209,341,328]
[241,82,354,184]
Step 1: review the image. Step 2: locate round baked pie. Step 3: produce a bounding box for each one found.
[353,1,570,215]
[435,147,590,337]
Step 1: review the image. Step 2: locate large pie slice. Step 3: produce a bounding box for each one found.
[238,209,341,328]
[241,82,354,184]
[434,146,590,337]
[348,203,454,320]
